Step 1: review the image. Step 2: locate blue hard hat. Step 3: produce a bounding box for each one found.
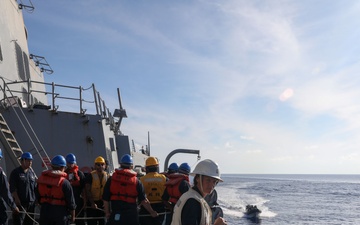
[120,154,133,165]
[21,152,33,160]
[51,155,67,167]
[0,148,2,159]
[168,163,179,171]
[65,153,76,164]
[179,163,191,175]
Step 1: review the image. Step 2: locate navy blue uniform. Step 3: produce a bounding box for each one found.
[9,166,37,225]
[0,167,17,225]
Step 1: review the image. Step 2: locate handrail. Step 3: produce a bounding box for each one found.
[5,79,107,115]
[2,78,124,135]
[0,77,50,170]
[163,149,201,172]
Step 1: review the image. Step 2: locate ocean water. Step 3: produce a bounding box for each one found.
[216,174,360,225]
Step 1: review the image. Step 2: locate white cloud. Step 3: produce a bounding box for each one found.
[279,88,294,102]
[26,1,360,173]
[246,149,262,154]
[240,136,255,141]
[270,156,294,162]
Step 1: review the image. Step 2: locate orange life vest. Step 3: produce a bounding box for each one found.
[65,165,81,187]
[160,172,170,178]
[37,170,67,206]
[110,169,138,203]
[166,173,189,204]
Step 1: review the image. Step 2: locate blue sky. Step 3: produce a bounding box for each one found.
[24,0,360,174]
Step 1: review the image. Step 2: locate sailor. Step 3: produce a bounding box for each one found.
[0,148,20,225]
[161,163,178,178]
[64,153,86,225]
[204,189,223,223]
[139,156,166,225]
[103,154,158,225]
[162,162,191,225]
[9,152,37,225]
[36,155,76,225]
[85,156,109,225]
[104,159,113,176]
[171,159,227,225]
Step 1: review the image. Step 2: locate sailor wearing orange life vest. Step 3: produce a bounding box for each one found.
[65,153,86,225]
[103,154,158,225]
[161,163,178,178]
[139,156,167,225]
[85,156,109,225]
[36,155,76,225]
[171,159,227,225]
[162,163,191,225]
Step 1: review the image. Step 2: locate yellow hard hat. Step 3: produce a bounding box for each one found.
[94,156,105,164]
[146,156,159,167]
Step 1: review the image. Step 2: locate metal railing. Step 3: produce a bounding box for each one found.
[0,77,50,171]
[1,78,126,134]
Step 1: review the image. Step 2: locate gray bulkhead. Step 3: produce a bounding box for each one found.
[1,106,131,176]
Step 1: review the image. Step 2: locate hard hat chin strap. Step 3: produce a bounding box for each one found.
[199,174,205,197]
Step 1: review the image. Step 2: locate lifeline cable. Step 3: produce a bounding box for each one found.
[6,207,40,225]
[138,211,170,217]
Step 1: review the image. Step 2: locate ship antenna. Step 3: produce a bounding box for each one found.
[113,88,127,134]
[18,0,35,13]
[147,131,151,156]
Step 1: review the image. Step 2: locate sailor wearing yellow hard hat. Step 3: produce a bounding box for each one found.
[85,156,109,225]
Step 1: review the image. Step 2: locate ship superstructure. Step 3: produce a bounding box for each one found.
[0,0,148,176]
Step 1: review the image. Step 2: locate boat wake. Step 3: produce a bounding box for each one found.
[216,183,277,220]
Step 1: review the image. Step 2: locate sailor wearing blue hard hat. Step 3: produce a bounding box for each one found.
[36,155,76,224]
[161,162,178,179]
[9,151,37,225]
[64,153,86,225]
[0,148,20,224]
[162,162,191,225]
[168,163,179,174]
[65,153,76,164]
[103,154,158,224]
[178,163,191,175]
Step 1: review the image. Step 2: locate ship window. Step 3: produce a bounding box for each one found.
[23,52,31,83]
[24,26,28,40]
[22,88,28,105]
[15,42,26,81]
[0,42,3,61]
[109,138,116,151]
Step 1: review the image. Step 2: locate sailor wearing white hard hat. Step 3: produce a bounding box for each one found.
[171,159,227,225]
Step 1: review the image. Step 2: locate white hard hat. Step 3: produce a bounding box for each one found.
[190,159,223,182]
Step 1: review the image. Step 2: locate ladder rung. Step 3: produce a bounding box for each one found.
[1,128,12,134]
[12,147,22,152]
[6,138,17,143]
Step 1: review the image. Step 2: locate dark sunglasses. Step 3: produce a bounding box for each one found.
[96,163,105,166]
